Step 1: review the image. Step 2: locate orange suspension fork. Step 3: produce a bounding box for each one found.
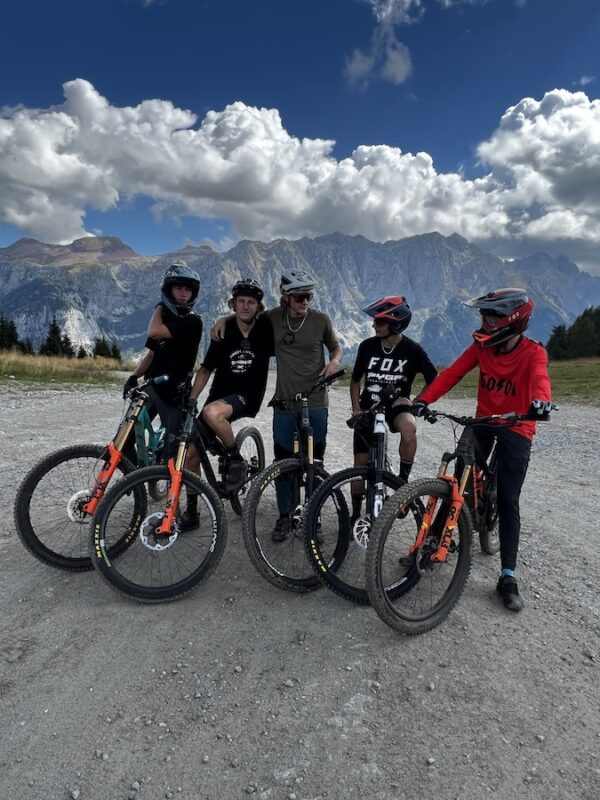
[82,397,144,515]
[430,463,471,563]
[82,442,123,515]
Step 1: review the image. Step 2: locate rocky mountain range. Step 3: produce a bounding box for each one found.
[1,231,599,365]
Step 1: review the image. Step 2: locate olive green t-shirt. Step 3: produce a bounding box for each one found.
[266,307,339,410]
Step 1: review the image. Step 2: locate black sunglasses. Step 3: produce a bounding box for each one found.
[290,293,313,302]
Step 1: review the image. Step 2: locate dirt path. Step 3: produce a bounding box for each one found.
[1,378,599,800]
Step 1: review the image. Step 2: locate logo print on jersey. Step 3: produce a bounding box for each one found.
[230,348,254,375]
[479,371,517,397]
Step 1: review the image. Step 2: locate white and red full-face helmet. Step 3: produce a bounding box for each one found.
[363,296,412,335]
[465,288,534,348]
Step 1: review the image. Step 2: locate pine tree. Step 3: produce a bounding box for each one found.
[0,315,21,350]
[565,316,599,358]
[61,334,75,358]
[110,342,122,362]
[77,345,88,359]
[19,338,34,355]
[39,316,63,356]
[93,336,112,358]
[546,324,569,360]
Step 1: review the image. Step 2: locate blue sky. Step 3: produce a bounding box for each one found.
[2,0,600,271]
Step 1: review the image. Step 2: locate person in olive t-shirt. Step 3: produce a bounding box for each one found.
[186,279,273,506]
[122,265,203,461]
[211,269,343,542]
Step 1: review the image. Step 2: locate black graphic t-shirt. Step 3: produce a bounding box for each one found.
[202,315,274,416]
[352,335,437,409]
[145,305,203,404]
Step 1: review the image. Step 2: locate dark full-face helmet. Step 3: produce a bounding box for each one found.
[232,278,264,302]
[280,269,315,295]
[464,287,534,348]
[161,265,200,317]
[363,296,412,335]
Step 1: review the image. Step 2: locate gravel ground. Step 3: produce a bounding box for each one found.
[1,376,599,800]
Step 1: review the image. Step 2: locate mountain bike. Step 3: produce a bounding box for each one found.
[366,407,556,634]
[91,403,228,602]
[241,370,345,593]
[303,388,423,604]
[14,376,169,571]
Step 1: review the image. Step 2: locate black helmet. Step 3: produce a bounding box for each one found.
[280,269,315,295]
[363,296,412,335]
[161,265,200,317]
[464,288,534,348]
[232,278,264,302]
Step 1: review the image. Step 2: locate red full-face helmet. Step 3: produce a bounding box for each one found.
[465,288,534,348]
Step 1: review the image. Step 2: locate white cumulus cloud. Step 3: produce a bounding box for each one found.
[2,81,600,270]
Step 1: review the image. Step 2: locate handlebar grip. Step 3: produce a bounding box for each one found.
[154,374,169,384]
[320,369,346,386]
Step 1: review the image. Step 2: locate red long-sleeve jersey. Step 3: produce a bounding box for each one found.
[419,337,552,440]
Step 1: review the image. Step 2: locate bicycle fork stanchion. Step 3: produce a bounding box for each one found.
[156,410,195,536]
[82,397,145,516]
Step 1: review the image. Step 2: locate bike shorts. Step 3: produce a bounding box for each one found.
[353,403,413,455]
[203,393,255,423]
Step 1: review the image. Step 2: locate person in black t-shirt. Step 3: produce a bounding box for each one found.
[186,279,274,499]
[122,266,203,461]
[350,297,437,512]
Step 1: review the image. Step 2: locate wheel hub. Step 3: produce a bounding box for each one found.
[66,490,92,523]
[352,516,372,550]
[140,512,179,551]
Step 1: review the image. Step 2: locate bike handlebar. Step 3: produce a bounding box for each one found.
[415,403,559,427]
[127,374,170,399]
[269,369,346,407]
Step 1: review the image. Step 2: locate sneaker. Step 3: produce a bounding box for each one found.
[496,575,524,612]
[272,515,290,542]
[225,457,247,493]
[179,510,200,533]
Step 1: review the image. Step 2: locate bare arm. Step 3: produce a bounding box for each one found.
[350,379,361,414]
[321,344,343,378]
[147,305,172,339]
[133,350,154,378]
[188,366,212,402]
[210,314,235,342]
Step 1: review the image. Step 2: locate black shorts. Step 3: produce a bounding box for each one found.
[353,404,413,455]
[204,393,254,422]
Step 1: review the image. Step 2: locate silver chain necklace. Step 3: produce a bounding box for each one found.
[381,339,396,355]
[283,310,310,344]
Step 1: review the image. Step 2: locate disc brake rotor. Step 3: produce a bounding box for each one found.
[352,516,372,550]
[66,490,93,523]
[139,512,179,551]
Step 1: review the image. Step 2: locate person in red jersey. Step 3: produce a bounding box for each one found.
[414,288,553,613]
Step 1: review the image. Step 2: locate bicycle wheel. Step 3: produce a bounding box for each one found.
[14,444,138,571]
[91,466,227,602]
[229,426,266,516]
[366,478,473,635]
[303,467,405,604]
[241,458,330,593]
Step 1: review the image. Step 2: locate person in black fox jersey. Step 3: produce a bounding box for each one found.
[350,296,437,519]
[122,264,203,459]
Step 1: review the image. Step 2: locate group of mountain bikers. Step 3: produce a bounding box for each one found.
[124,265,553,615]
